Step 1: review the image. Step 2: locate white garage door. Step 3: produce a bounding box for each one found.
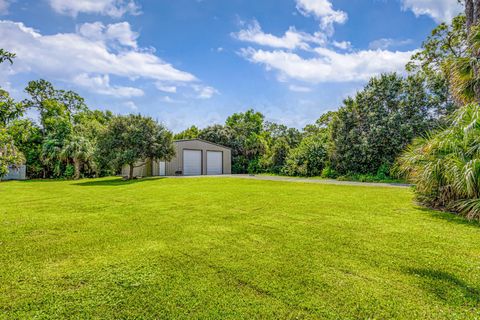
[159,161,166,176]
[183,150,202,176]
[207,151,223,175]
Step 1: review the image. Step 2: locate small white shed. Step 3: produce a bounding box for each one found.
[1,165,27,181]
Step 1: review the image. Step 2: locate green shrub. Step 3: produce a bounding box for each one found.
[63,164,75,179]
[321,166,338,179]
[397,104,480,220]
[282,135,327,177]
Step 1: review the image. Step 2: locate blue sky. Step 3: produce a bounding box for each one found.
[0,0,462,132]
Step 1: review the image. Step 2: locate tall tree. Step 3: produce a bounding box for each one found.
[7,119,43,178]
[458,0,480,102]
[225,109,267,173]
[329,73,435,175]
[0,128,24,179]
[0,48,24,179]
[0,89,26,126]
[174,125,200,140]
[97,115,175,179]
[407,15,466,112]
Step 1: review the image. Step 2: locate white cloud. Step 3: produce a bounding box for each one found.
[232,20,325,50]
[332,40,351,50]
[289,85,312,92]
[240,47,415,83]
[295,0,347,33]
[401,0,463,23]
[0,20,197,97]
[0,0,10,15]
[48,0,140,18]
[193,85,219,99]
[368,38,413,50]
[161,96,185,104]
[123,101,138,110]
[155,83,177,93]
[73,73,144,97]
[77,21,139,48]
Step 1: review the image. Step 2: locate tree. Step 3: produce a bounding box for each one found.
[7,119,43,178]
[0,48,24,180]
[260,122,302,173]
[24,80,87,134]
[0,89,26,126]
[329,73,435,175]
[21,80,94,178]
[407,15,467,111]
[60,134,94,180]
[0,48,15,65]
[397,103,480,220]
[0,127,24,179]
[283,134,327,177]
[97,115,175,179]
[225,109,267,173]
[445,1,480,104]
[174,125,200,140]
[198,124,236,148]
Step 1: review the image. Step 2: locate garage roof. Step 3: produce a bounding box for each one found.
[173,138,232,150]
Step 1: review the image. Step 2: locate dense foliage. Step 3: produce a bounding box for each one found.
[397,104,480,219]
[0,76,174,180]
[329,73,436,175]
[97,115,175,179]
[396,1,480,220]
[282,134,327,177]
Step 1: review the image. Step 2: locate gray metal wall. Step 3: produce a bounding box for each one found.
[165,140,231,176]
[122,139,231,177]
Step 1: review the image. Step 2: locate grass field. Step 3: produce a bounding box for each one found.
[1,177,479,319]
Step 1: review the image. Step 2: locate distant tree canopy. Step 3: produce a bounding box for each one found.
[174,125,200,140]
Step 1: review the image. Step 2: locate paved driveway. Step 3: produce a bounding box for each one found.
[171,174,411,188]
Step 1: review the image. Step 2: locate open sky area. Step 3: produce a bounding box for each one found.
[0,0,463,132]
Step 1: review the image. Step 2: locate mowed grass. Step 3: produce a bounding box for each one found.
[1,178,480,319]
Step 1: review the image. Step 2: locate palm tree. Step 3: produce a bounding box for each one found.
[60,134,93,180]
[397,103,480,220]
[41,137,63,177]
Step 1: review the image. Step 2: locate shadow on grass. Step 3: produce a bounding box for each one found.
[73,177,167,187]
[405,267,480,305]
[417,206,480,228]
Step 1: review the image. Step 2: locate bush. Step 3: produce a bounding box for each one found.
[321,166,338,179]
[63,164,75,179]
[397,104,480,220]
[282,135,327,177]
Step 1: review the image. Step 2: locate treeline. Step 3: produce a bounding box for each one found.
[0,73,174,180]
[175,73,452,180]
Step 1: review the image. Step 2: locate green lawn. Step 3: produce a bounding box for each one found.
[1,177,479,319]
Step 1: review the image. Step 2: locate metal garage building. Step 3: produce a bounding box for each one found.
[122,139,232,177]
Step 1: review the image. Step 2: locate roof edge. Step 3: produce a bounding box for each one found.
[173,138,232,150]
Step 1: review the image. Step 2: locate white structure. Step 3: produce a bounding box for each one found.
[2,165,27,180]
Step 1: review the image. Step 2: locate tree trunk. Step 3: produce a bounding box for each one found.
[129,163,134,180]
[73,158,81,180]
[466,0,474,30]
[466,0,480,102]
